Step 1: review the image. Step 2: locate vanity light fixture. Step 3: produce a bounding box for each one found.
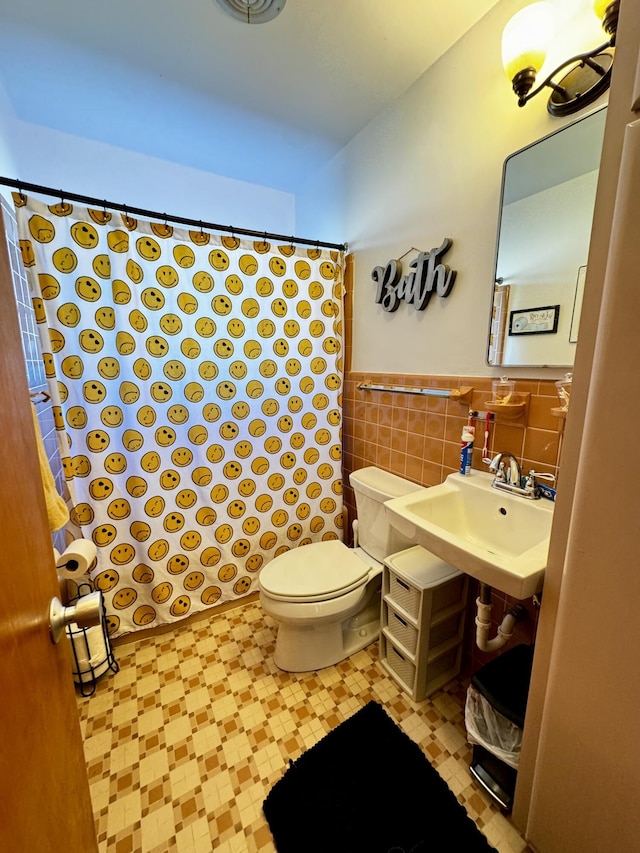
[502,0,618,116]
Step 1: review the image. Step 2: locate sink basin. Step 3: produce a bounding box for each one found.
[384,471,554,599]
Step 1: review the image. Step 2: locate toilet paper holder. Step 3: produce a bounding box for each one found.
[49,590,102,644]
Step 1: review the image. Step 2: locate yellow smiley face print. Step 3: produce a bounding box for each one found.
[19,239,35,268]
[68,411,88,435]
[151,582,173,604]
[132,605,156,626]
[75,276,101,302]
[192,271,214,293]
[86,429,110,452]
[137,405,156,427]
[62,355,84,380]
[94,568,119,592]
[269,257,286,277]
[146,335,169,358]
[181,337,201,359]
[120,382,140,405]
[195,507,217,526]
[78,329,104,354]
[126,257,144,284]
[256,276,273,297]
[89,476,114,500]
[177,292,198,314]
[141,287,165,311]
[282,279,298,298]
[183,571,204,591]
[169,596,191,617]
[180,530,202,551]
[70,221,99,249]
[208,248,229,271]
[28,214,55,243]
[116,331,136,355]
[156,265,179,288]
[159,469,181,490]
[167,554,189,575]
[70,502,94,526]
[241,298,260,318]
[199,546,221,567]
[188,425,208,446]
[104,453,127,475]
[164,360,186,381]
[92,524,117,547]
[128,308,148,332]
[173,245,195,268]
[189,230,210,246]
[159,313,183,336]
[126,476,148,498]
[136,236,161,262]
[92,254,111,279]
[195,317,216,338]
[95,306,115,330]
[175,488,197,509]
[150,382,172,404]
[202,403,221,422]
[107,498,131,520]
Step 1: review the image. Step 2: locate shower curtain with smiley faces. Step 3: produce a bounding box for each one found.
[15,194,344,637]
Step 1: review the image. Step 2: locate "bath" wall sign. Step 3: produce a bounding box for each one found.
[371,238,456,313]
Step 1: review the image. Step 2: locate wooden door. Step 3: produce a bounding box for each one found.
[0,206,97,852]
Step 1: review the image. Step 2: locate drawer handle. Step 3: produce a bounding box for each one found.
[395,578,410,591]
[394,613,408,628]
[394,649,406,662]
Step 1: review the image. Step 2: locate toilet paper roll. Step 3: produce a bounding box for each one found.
[67,621,110,684]
[55,539,97,579]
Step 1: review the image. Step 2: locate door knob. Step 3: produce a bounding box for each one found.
[49,591,102,644]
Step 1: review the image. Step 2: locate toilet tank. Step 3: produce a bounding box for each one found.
[349,467,424,563]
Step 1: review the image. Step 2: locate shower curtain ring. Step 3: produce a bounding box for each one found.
[198,220,204,236]
[17,181,25,203]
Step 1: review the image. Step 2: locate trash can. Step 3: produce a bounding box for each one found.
[465,643,535,811]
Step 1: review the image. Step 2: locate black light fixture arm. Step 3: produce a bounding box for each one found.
[515,36,614,107]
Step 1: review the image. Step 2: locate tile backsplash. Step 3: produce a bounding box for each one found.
[341,370,563,674]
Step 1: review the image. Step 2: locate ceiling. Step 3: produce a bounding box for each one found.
[0,0,500,193]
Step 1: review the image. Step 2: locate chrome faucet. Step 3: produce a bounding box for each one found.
[487,452,521,487]
[485,452,556,500]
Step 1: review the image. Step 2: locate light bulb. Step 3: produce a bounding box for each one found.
[593,0,611,21]
[502,2,556,82]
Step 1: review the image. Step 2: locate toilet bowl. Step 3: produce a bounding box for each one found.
[259,467,425,672]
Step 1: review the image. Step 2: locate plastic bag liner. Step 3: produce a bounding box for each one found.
[465,684,523,769]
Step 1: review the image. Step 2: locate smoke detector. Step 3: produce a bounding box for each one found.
[215,0,286,24]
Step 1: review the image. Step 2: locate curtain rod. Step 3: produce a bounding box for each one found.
[0,176,347,252]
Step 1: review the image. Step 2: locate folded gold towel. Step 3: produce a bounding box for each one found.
[31,403,70,532]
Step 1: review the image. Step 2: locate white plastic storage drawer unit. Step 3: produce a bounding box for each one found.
[380,545,468,701]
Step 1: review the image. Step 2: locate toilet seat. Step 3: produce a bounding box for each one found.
[259,540,371,603]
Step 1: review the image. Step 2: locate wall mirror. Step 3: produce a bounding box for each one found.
[487,107,607,367]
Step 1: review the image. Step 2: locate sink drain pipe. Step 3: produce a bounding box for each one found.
[475,583,524,652]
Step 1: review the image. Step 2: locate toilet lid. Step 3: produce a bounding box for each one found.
[259,540,370,602]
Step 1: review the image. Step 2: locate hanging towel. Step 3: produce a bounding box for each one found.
[30,403,70,531]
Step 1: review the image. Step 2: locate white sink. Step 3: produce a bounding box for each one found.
[384,471,554,599]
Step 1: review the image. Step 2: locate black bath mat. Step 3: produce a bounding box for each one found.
[263,700,497,853]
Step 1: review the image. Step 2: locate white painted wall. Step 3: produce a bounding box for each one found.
[296,0,608,380]
[3,118,295,236]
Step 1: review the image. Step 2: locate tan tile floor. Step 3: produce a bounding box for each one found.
[77,601,530,853]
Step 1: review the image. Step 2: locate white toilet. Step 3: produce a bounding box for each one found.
[258,466,425,672]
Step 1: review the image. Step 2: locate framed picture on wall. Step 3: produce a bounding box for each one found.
[508,304,560,336]
[569,265,587,343]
